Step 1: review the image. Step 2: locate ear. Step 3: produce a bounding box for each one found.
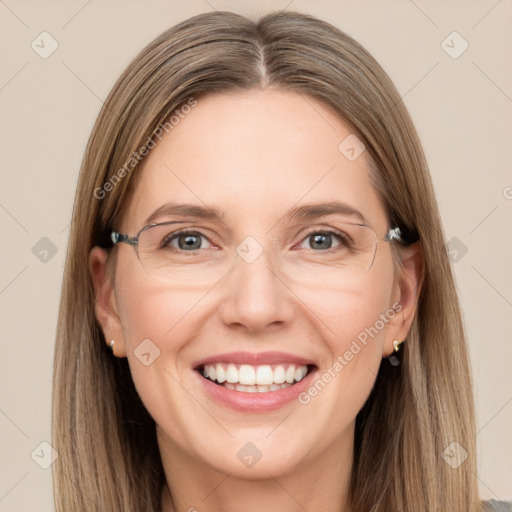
[89,247,127,357]
[382,241,425,357]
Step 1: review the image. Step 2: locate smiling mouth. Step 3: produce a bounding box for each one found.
[195,363,317,393]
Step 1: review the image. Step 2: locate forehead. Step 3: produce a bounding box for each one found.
[121,89,387,233]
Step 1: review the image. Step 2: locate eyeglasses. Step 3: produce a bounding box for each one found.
[110,221,404,286]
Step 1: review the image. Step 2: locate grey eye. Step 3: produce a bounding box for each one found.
[309,233,333,250]
[177,233,203,250]
[162,231,211,251]
[299,231,344,251]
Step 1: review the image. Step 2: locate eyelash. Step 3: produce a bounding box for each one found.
[162,228,350,252]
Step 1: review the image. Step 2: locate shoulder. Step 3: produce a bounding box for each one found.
[482,500,512,511]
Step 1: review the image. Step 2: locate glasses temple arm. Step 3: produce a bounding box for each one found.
[111,231,138,246]
[385,227,403,243]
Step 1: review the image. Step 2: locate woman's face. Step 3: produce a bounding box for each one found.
[91,89,419,481]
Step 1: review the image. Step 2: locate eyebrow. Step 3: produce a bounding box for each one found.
[143,200,368,228]
[144,203,224,226]
[285,201,368,225]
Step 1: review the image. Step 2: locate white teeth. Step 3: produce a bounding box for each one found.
[239,365,256,385]
[233,382,292,392]
[215,364,226,383]
[201,362,310,390]
[207,365,216,381]
[256,365,274,385]
[273,365,286,384]
[285,366,296,384]
[294,366,307,382]
[226,364,238,384]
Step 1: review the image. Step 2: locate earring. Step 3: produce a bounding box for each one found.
[109,340,115,353]
[393,339,403,352]
[387,339,404,367]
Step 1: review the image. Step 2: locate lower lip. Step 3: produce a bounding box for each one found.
[194,367,317,412]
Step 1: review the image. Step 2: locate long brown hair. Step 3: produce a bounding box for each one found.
[52,10,483,511]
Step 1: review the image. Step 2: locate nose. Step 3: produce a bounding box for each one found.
[218,241,295,333]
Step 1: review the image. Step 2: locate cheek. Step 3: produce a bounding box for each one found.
[297,263,396,405]
[300,269,395,354]
[112,262,211,423]
[114,259,212,346]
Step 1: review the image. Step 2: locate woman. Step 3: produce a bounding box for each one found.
[52,10,511,512]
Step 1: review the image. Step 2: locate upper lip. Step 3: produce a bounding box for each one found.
[192,351,317,368]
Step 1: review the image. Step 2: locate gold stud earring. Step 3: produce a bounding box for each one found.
[393,339,403,352]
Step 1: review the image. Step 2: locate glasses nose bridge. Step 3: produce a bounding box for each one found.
[235,234,279,263]
[226,235,296,289]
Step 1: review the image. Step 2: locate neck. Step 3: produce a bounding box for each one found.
[159,426,354,512]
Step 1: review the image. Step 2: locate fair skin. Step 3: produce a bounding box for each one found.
[90,89,423,512]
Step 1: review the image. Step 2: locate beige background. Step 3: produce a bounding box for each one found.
[1,0,511,509]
